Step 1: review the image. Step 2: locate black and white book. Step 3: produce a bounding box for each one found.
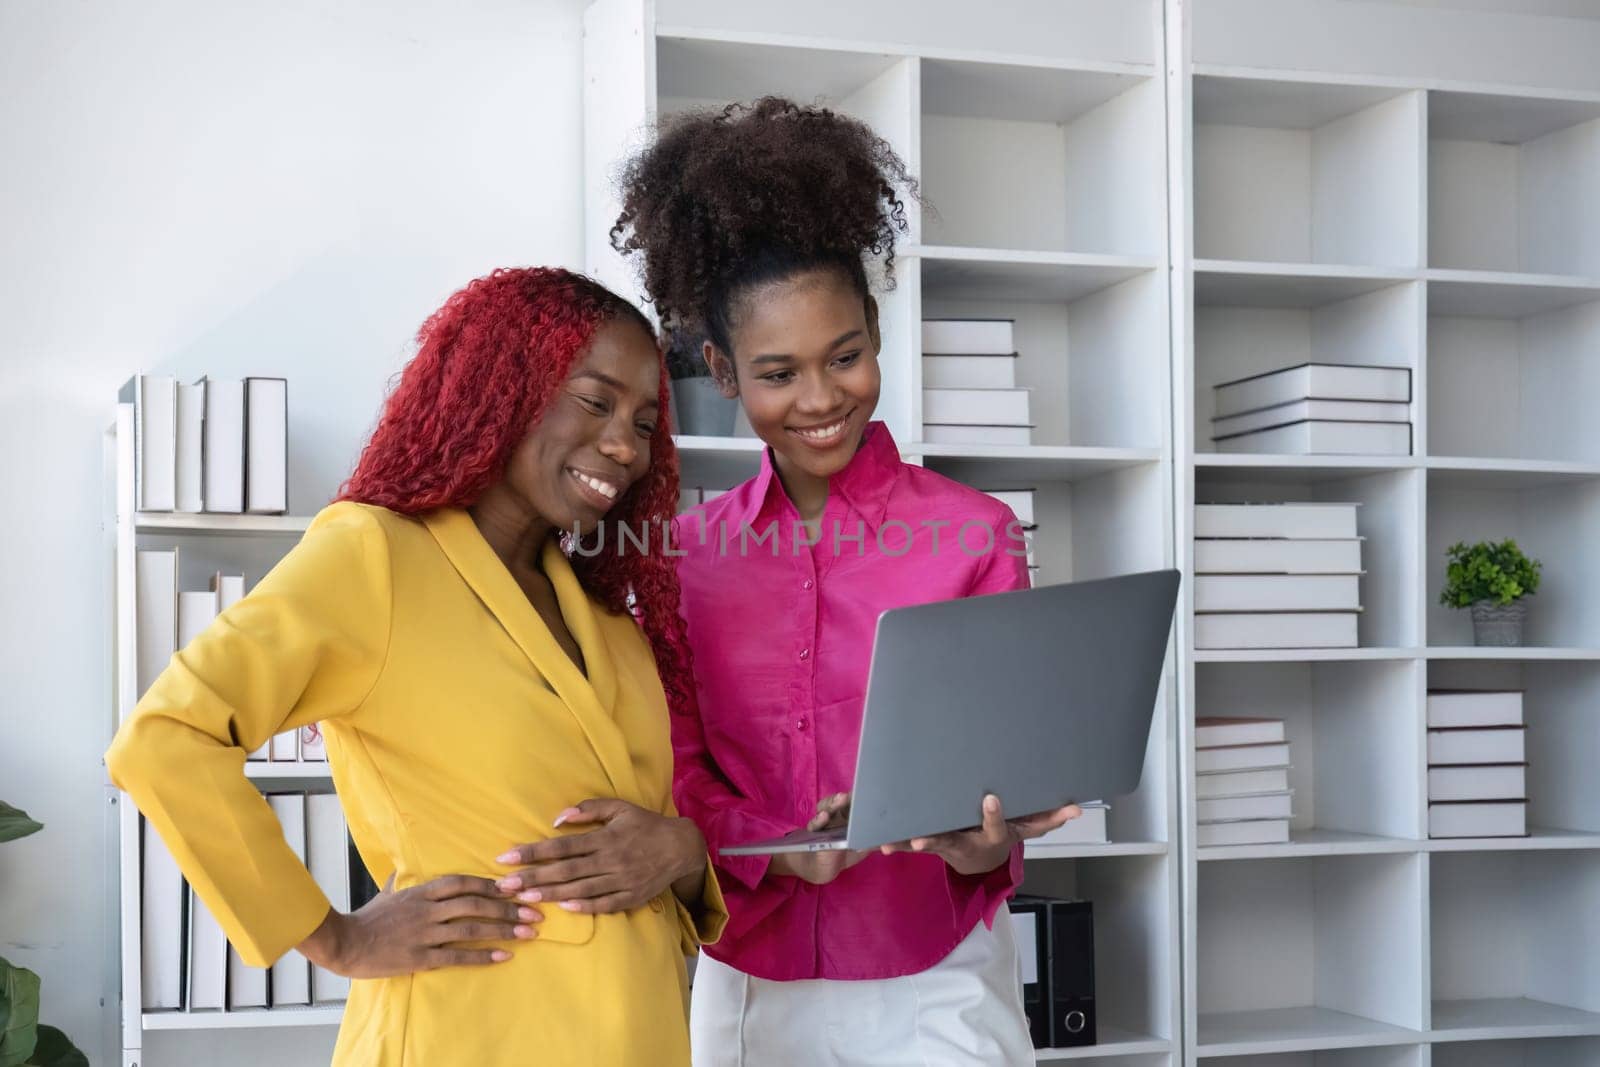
[1194,574,1361,612]
[200,377,246,514]
[1213,362,1411,419]
[1194,717,1285,748]
[1194,503,1359,540]
[1194,611,1359,650]
[1194,538,1363,575]
[982,490,1036,528]
[1427,690,1523,729]
[923,353,1017,390]
[1428,764,1526,803]
[1195,741,1292,774]
[175,381,206,514]
[185,887,227,1012]
[245,377,288,514]
[1197,790,1293,823]
[1429,726,1526,766]
[923,387,1032,426]
[177,589,218,654]
[1213,419,1411,456]
[1211,397,1410,438]
[267,794,312,1006]
[1195,766,1291,798]
[922,424,1033,447]
[270,730,299,763]
[1196,818,1290,847]
[1030,804,1108,847]
[307,794,352,1003]
[140,819,185,1010]
[1429,800,1527,838]
[922,318,1014,355]
[135,549,178,703]
[119,374,178,512]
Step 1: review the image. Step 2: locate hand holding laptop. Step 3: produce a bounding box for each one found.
[768,794,868,884]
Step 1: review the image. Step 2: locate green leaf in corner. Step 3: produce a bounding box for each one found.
[24,1026,87,1067]
[0,957,41,1067]
[0,803,43,844]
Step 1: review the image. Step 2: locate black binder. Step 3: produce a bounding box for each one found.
[1013,895,1096,1047]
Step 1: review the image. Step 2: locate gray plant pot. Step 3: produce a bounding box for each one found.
[670,377,739,437]
[1470,599,1528,647]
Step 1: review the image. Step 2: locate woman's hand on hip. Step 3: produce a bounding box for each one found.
[298,875,539,979]
[495,799,707,915]
[878,794,1082,876]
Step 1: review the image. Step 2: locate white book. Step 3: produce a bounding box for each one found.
[135,549,178,702]
[1213,419,1412,456]
[1195,767,1291,798]
[982,490,1036,527]
[1197,819,1290,847]
[306,794,352,1003]
[1429,801,1527,838]
[923,353,1017,389]
[922,319,1014,355]
[299,724,327,761]
[1429,764,1526,802]
[1198,790,1294,823]
[1429,726,1525,766]
[1194,538,1363,575]
[1194,503,1359,540]
[1194,574,1361,612]
[245,377,288,514]
[1195,717,1285,748]
[175,381,206,513]
[923,424,1033,446]
[213,574,268,761]
[1194,611,1359,650]
[1030,804,1108,847]
[227,949,268,1011]
[1195,741,1292,774]
[1213,363,1411,418]
[922,387,1031,426]
[140,819,185,1010]
[268,795,312,1006]
[119,374,177,512]
[271,730,300,762]
[1211,398,1411,437]
[178,590,218,651]
[201,377,246,514]
[1427,690,1524,729]
[185,887,227,1011]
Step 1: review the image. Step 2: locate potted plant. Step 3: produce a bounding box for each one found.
[0,801,88,1066]
[666,323,739,437]
[1440,539,1543,647]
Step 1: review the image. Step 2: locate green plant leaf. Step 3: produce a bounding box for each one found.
[24,1026,87,1067]
[1439,538,1542,608]
[0,958,41,1067]
[0,804,43,844]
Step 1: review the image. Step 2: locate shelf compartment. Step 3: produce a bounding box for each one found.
[1020,855,1175,1061]
[1196,854,1426,1054]
[1033,1030,1170,1062]
[1202,1042,1423,1064]
[1433,1036,1600,1066]
[1196,660,1423,848]
[134,513,311,536]
[1194,263,1417,309]
[918,246,1159,303]
[1193,76,1422,269]
[1427,89,1600,277]
[656,36,903,116]
[1195,467,1422,649]
[1430,851,1600,1040]
[921,60,1163,257]
[1425,479,1600,647]
[1426,271,1600,319]
[143,1006,343,1030]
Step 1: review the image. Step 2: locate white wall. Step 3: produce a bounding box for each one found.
[0,1,588,1063]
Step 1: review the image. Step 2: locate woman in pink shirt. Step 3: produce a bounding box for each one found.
[606,97,1079,1064]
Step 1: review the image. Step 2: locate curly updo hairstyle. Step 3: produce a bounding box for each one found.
[609,96,917,358]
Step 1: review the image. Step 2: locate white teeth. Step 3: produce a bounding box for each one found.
[794,418,848,441]
[571,470,619,500]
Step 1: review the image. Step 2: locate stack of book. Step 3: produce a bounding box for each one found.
[922,319,1033,446]
[1031,801,1109,847]
[1428,690,1528,838]
[141,793,370,1013]
[1195,717,1293,846]
[120,374,289,514]
[1193,502,1364,649]
[1209,362,1412,456]
[983,488,1039,587]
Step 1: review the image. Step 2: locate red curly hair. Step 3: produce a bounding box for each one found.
[337,266,697,720]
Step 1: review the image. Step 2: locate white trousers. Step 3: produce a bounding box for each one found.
[690,913,1034,1067]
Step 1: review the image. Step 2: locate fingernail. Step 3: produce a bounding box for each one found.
[559,900,582,912]
[496,851,520,864]
[984,794,1000,812]
[553,807,579,828]
[514,925,536,939]
[497,875,521,891]
[518,907,542,922]
[491,950,511,962]
[517,889,542,903]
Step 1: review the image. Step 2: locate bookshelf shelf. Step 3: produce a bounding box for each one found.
[1194,261,1417,309]
[1198,831,1419,863]
[133,513,311,536]
[1425,829,1600,854]
[142,1007,343,1031]
[916,245,1160,303]
[1425,270,1600,318]
[1424,647,1600,661]
[1034,1026,1170,1060]
[243,763,335,782]
[1195,1006,1422,1057]
[1429,998,1600,1043]
[1194,454,1418,478]
[1425,457,1600,490]
[1193,648,1419,664]
[1026,841,1169,861]
[916,446,1162,482]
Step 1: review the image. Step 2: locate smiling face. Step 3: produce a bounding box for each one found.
[709,268,881,488]
[500,316,662,537]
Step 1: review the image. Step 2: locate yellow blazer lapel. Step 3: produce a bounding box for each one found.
[421,508,642,803]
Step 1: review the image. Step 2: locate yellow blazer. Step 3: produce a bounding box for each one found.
[107,502,726,1066]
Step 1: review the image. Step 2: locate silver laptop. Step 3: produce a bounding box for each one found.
[722,569,1180,856]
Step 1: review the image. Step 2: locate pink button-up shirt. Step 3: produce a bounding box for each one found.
[671,422,1030,981]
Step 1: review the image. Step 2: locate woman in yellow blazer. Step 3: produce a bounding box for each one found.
[106,267,726,1065]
